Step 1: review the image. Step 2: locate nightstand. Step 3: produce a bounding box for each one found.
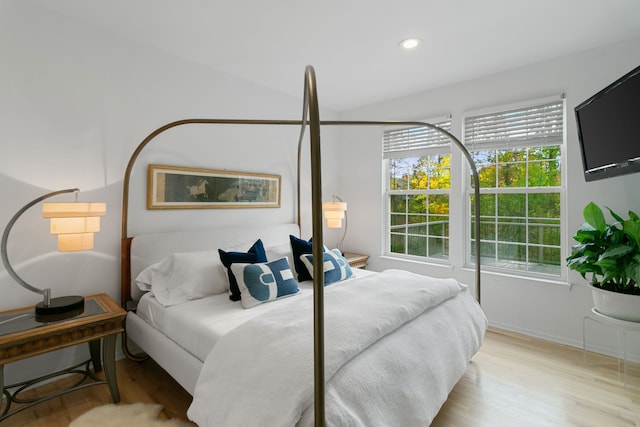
[0,293,126,421]
[343,252,370,269]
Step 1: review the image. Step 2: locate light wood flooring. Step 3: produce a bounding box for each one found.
[5,328,640,426]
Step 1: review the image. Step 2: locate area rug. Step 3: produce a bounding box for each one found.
[69,403,194,427]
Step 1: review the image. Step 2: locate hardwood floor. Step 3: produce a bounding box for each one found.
[432,328,640,427]
[5,328,640,426]
[5,357,194,427]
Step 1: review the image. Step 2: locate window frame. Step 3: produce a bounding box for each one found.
[383,117,453,263]
[463,96,567,280]
[380,96,567,281]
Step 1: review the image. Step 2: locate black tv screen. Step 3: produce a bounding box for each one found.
[575,64,640,181]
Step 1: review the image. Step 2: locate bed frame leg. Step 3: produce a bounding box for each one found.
[121,331,150,362]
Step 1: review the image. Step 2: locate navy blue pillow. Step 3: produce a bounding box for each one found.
[290,235,314,282]
[218,239,267,301]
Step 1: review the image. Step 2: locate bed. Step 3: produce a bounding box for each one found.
[120,66,487,426]
[124,222,487,426]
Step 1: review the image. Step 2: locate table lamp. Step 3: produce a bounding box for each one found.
[322,195,347,252]
[1,188,106,320]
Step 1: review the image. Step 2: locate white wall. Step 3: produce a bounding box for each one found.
[336,37,640,359]
[0,2,339,383]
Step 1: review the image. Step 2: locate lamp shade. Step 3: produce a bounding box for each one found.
[42,202,106,218]
[322,201,347,228]
[42,202,106,252]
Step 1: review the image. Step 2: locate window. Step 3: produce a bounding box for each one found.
[381,99,565,279]
[464,99,565,276]
[384,120,452,261]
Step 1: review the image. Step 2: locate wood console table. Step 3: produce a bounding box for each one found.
[0,293,126,421]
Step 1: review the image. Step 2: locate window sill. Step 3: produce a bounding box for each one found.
[379,254,452,269]
[457,265,571,289]
[378,255,571,289]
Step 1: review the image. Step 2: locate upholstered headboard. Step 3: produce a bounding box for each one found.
[128,222,300,302]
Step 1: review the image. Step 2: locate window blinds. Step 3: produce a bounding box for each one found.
[464,100,564,150]
[383,120,452,159]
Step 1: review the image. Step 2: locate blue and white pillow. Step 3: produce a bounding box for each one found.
[289,235,330,281]
[230,257,300,308]
[300,249,353,285]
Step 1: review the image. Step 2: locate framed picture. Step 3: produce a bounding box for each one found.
[147,164,281,209]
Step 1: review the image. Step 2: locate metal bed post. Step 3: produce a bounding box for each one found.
[299,65,326,425]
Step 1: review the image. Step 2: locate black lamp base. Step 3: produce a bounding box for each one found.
[35,296,84,322]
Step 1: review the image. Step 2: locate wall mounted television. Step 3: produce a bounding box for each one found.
[575,64,640,182]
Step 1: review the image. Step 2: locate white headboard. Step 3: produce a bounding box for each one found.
[129,222,300,301]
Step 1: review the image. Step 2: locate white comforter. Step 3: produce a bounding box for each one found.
[188,269,486,426]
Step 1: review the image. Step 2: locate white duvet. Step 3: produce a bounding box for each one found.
[188,269,487,426]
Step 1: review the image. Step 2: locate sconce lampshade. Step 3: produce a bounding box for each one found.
[322,201,347,228]
[43,202,106,252]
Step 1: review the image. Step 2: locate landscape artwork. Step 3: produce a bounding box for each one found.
[147,164,281,209]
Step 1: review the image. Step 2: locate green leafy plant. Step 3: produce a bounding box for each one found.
[566,202,640,295]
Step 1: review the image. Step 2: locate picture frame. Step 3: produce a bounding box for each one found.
[147,164,281,209]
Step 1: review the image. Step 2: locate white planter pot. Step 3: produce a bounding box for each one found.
[590,284,640,322]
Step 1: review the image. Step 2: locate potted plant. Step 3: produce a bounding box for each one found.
[566,201,640,322]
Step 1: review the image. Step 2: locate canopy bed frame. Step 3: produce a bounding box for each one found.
[120,66,482,426]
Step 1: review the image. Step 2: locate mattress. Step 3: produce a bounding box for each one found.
[136,268,375,362]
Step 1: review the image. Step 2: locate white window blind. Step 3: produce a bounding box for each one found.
[464,100,564,150]
[383,120,452,159]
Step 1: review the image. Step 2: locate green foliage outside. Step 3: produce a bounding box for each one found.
[389,145,562,274]
[389,154,450,258]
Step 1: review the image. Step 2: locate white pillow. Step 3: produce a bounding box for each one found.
[265,243,295,270]
[135,250,227,306]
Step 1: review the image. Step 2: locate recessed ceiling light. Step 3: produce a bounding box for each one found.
[399,38,421,50]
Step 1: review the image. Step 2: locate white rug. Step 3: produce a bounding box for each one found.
[69,403,194,427]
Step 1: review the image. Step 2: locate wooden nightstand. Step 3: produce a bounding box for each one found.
[0,293,126,421]
[343,252,370,269]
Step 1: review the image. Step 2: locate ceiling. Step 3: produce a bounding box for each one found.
[28,0,640,111]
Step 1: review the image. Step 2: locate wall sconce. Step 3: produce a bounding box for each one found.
[322,195,348,252]
[1,188,106,320]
